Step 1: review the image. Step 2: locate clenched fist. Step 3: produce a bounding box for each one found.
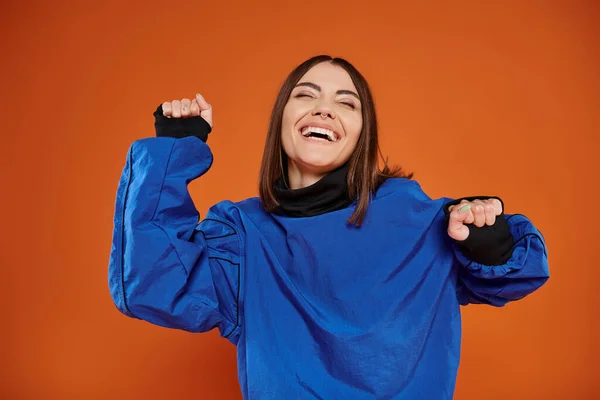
[162,93,213,128]
[447,198,503,242]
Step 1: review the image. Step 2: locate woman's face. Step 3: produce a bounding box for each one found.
[281,62,363,176]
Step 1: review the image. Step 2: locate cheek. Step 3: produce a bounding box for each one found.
[280,107,296,154]
[346,116,363,144]
[281,104,299,136]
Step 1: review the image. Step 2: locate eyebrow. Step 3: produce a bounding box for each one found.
[294,82,360,100]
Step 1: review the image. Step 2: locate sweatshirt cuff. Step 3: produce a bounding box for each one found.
[444,196,515,266]
[153,104,212,142]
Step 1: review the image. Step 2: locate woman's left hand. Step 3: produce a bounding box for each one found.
[447,198,503,241]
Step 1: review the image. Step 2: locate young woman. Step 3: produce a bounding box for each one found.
[108,55,549,399]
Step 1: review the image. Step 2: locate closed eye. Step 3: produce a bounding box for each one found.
[340,102,356,109]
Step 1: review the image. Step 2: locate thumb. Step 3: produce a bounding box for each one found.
[196,93,213,128]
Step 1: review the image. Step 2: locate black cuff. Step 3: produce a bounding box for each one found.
[444,196,515,266]
[153,105,212,142]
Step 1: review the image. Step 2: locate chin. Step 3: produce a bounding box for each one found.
[296,155,342,173]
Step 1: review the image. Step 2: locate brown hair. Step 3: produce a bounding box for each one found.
[258,55,413,227]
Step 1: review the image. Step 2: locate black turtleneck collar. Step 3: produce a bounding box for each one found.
[272,161,354,217]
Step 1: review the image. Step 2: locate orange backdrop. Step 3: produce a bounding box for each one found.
[2,0,598,398]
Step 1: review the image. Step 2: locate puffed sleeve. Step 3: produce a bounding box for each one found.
[108,136,244,343]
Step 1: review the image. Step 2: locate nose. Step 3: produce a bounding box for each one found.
[311,105,336,120]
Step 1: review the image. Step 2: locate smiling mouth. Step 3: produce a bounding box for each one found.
[300,126,339,142]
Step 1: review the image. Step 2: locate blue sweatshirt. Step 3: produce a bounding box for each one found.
[108,136,549,399]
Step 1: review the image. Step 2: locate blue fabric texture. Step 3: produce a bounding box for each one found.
[108,136,550,399]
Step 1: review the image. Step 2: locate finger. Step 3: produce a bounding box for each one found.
[190,99,200,116]
[483,201,496,226]
[196,93,213,128]
[196,93,210,110]
[472,203,486,227]
[448,205,472,241]
[459,202,475,224]
[171,100,182,118]
[448,203,472,227]
[162,102,172,117]
[471,198,502,214]
[464,209,474,224]
[447,199,470,213]
[491,198,503,215]
[180,98,192,117]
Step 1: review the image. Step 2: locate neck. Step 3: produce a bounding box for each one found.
[286,160,328,189]
[273,159,353,218]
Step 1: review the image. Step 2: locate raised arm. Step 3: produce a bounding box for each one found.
[108,95,244,343]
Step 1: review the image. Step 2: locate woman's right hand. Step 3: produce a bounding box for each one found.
[162,93,213,128]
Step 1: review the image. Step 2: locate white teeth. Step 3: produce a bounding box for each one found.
[300,126,338,142]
